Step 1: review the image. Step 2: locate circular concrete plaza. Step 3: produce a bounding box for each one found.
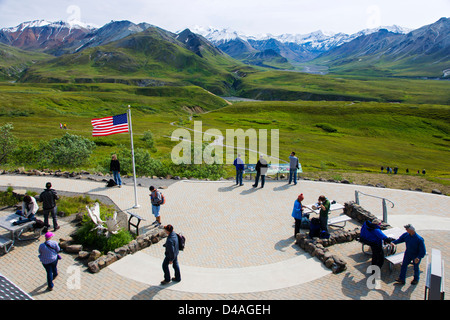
[0,174,449,300]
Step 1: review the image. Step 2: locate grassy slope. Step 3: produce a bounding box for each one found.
[236,69,450,104]
[194,101,450,177]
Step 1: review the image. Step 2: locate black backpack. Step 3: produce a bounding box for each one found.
[106,179,117,187]
[176,233,185,251]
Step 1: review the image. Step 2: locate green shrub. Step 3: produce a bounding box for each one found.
[0,123,17,164]
[36,133,96,168]
[0,186,17,206]
[315,123,338,133]
[74,207,133,254]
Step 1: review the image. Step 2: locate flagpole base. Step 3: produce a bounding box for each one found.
[133,204,141,209]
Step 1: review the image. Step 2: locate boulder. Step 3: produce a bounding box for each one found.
[78,251,90,259]
[88,250,102,262]
[88,261,100,273]
[65,244,83,254]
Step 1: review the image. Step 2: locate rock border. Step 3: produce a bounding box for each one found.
[59,226,168,273]
[294,201,393,274]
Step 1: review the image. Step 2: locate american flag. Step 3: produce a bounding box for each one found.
[91,113,129,136]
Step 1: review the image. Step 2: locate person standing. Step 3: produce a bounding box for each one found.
[252,155,268,188]
[391,224,426,285]
[39,182,59,231]
[149,186,163,226]
[161,224,181,285]
[360,220,389,269]
[291,193,304,237]
[38,232,60,291]
[288,152,299,185]
[317,195,330,233]
[233,154,244,186]
[109,154,122,187]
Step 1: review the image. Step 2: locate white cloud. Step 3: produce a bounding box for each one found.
[0,0,448,35]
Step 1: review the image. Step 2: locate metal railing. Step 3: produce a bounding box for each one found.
[355,190,395,223]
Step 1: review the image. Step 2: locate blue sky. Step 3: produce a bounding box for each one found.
[0,0,448,35]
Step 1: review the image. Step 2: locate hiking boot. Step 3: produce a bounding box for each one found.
[160,280,171,285]
[54,225,60,231]
[411,279,419,285]
[395,278,405,285]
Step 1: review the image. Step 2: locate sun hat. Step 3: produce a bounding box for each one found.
[45,231,54,239]
[298,193,304,201]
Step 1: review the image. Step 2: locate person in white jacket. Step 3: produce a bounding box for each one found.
[19,195,38,222]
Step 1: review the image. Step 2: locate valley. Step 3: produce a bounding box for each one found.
[0,17,448,194]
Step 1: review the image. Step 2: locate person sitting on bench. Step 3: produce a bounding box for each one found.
[13,195,38,225]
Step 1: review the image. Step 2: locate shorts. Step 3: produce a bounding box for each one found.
[152,205,160,217]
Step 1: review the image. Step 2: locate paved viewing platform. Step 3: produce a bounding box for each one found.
[0,174,448,300]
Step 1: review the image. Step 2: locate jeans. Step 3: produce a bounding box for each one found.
[152,205,161,218]
[399,254,421,281]
[369,242,384,269]
[43,207,58,229]
[319,215,328,233]
[112,170,122,186]
[43,260,58,288]
[162,256,181,282]
[235,169,243,185]
[289,168,297,184]
[254,172,265,187]
[294,218,301,237]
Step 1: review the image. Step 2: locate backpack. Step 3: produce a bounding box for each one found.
[160,193,166,205]
[176,232,185,251]
[300,216,310,229]
[309,218,321,238]
[106,179,117,187]
[33,219,45,230]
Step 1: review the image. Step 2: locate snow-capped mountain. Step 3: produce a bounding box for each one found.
[190,25,411,54]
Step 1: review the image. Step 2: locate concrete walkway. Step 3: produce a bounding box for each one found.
[0,174,449,300]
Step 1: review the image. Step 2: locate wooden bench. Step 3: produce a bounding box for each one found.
[328,215,352,228]
[126,211,146,236]
[385,252,405,272]
[0,235,13,254]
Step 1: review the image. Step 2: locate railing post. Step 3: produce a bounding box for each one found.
[355,190,360,205]
[382,198,388,223]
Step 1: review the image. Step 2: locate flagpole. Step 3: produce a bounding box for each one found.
[128,105,140,208]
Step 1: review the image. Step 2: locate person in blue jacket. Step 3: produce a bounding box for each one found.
[391,224,426,285]
[161,224,181,285]
[291,193,304,237]
[360,220,389,269]
[233,154,245,186]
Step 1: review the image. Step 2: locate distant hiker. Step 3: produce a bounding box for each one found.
[291,193,304,237]
[233,154,244,186]
[109,154,122,187]
[39,182,59,232]
[316,195,330,233]
[63,123,67,130]
[422,169,426,175]
[252,155,268,188]
[288,152,299,185]
[161,224,181,285]
[38,231,60,291]
[406,168,409,174]
[394,167,398,174]
[381,166,384,173]
[391,224,426,285]
[59,123,62,129]
[149,186,163,226]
